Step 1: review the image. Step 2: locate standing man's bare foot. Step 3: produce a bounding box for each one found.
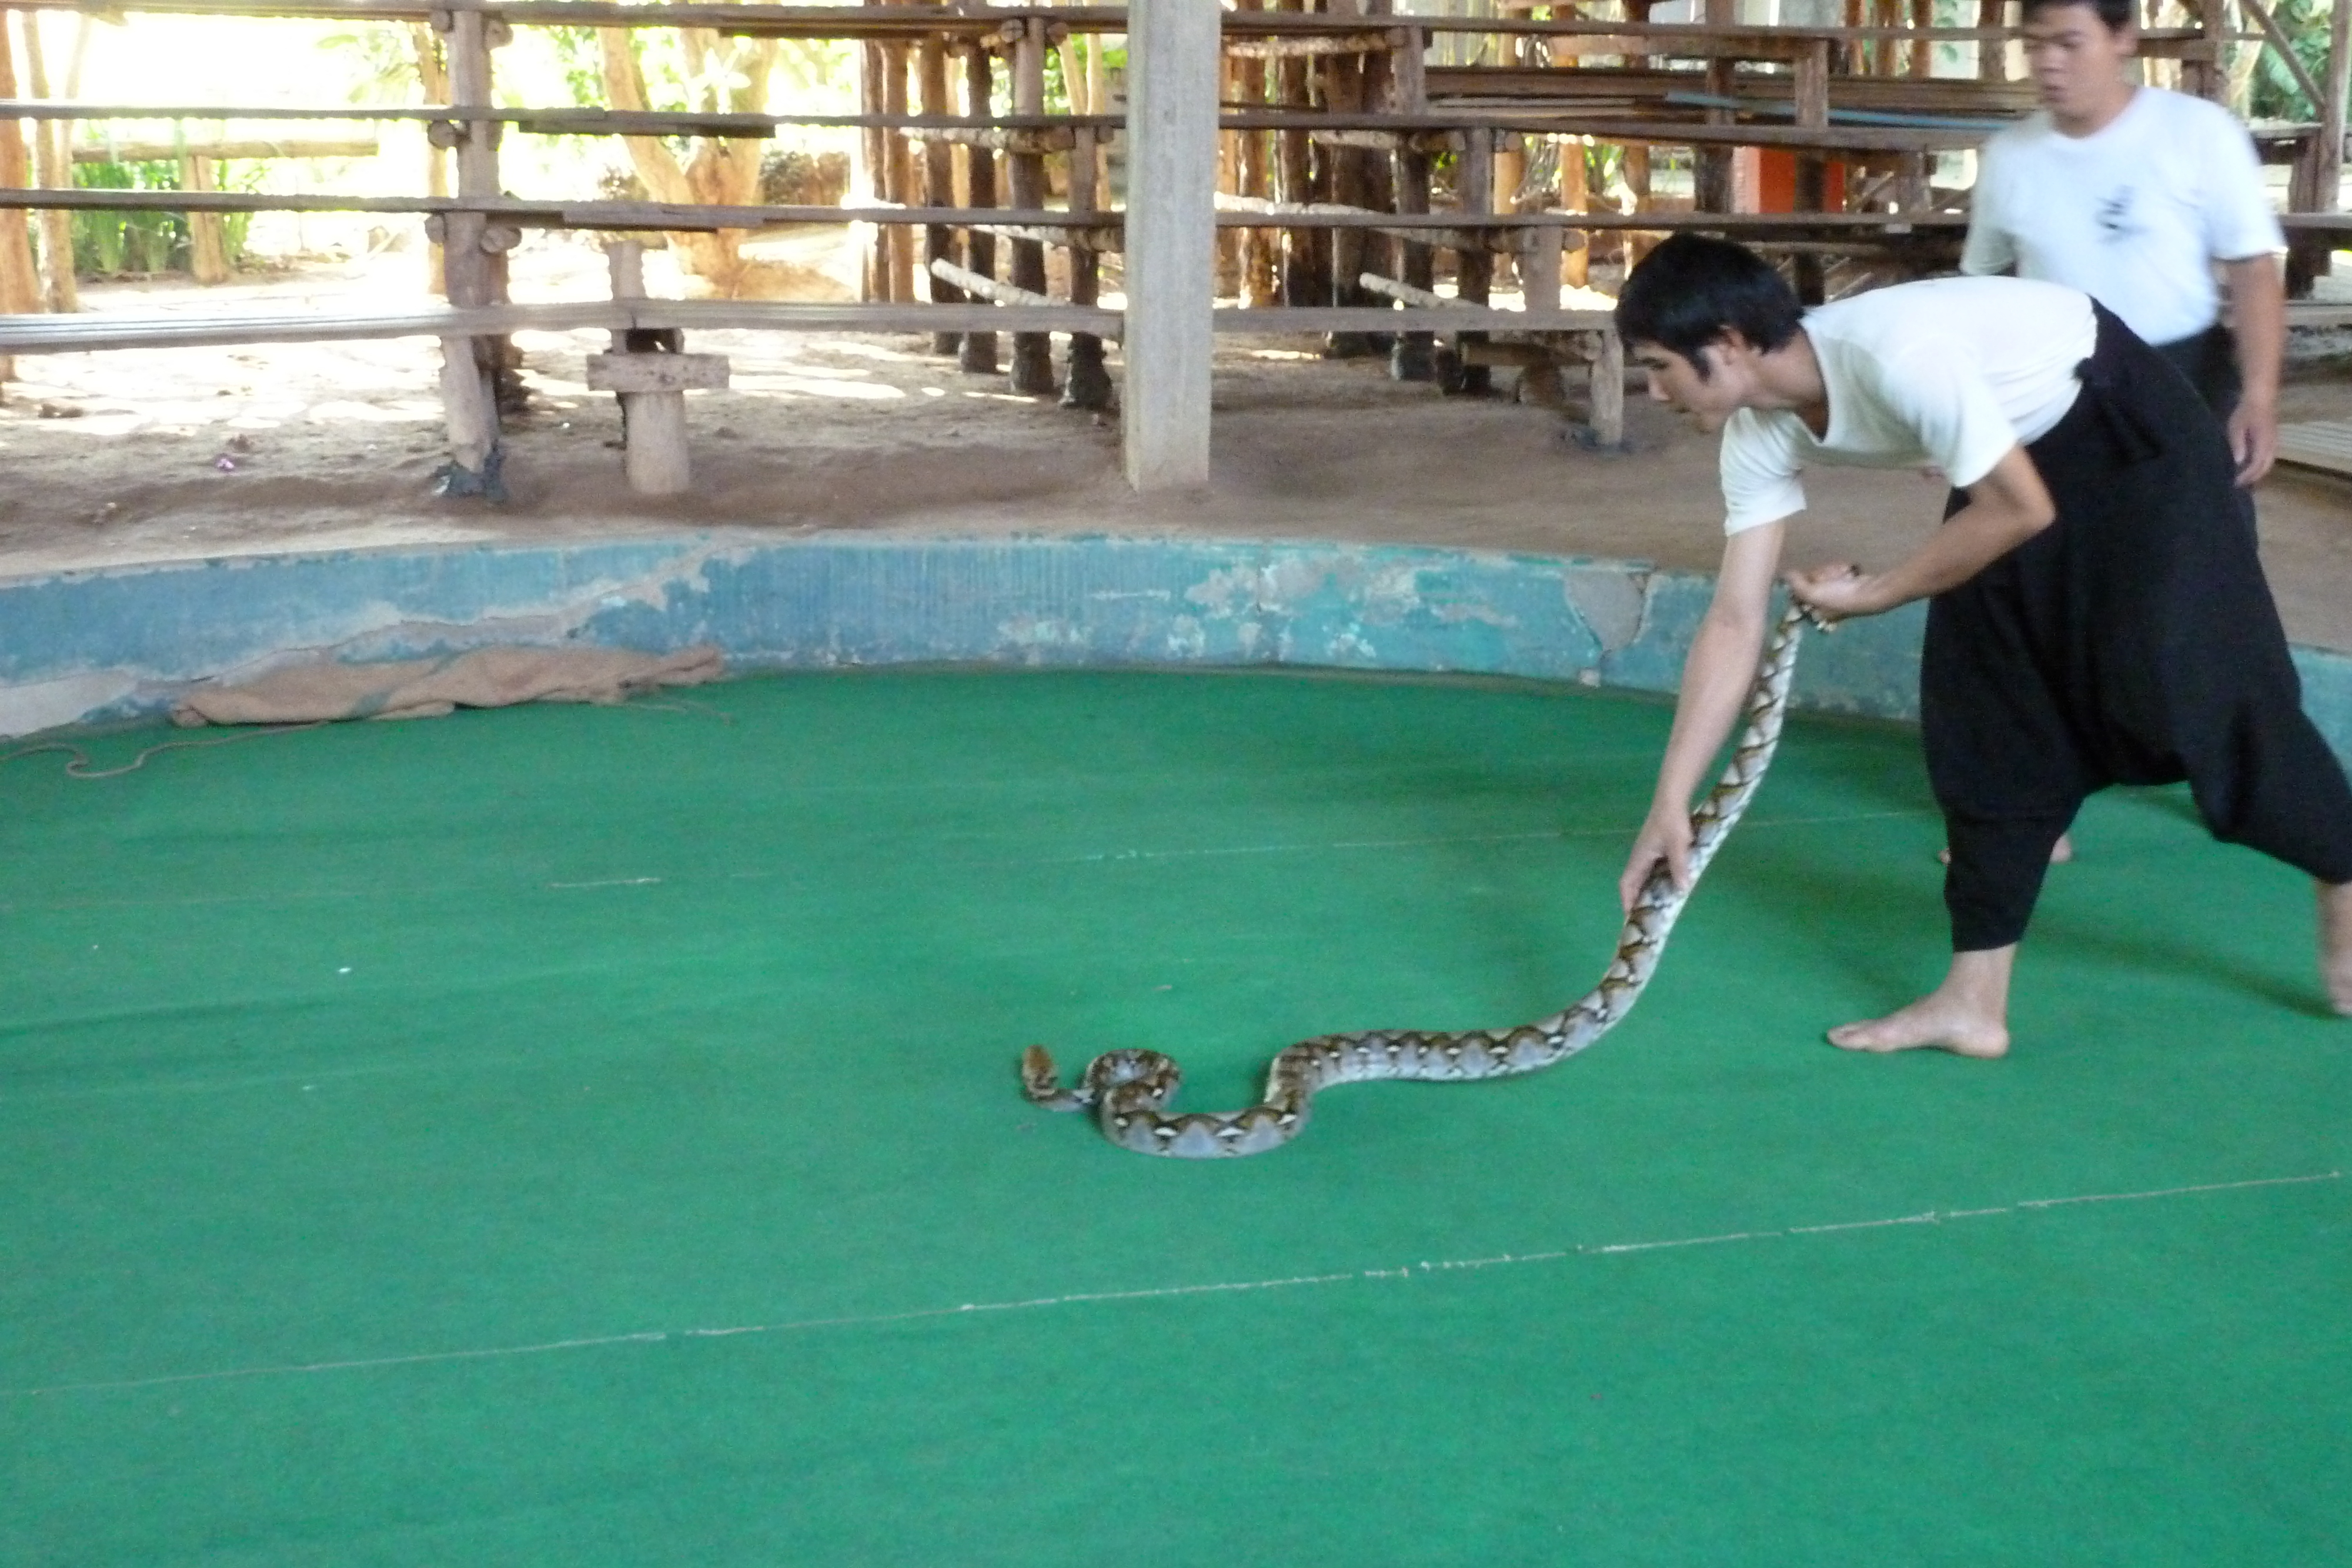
[2322,880,2352,1015]
[1938,833,2073,867]
[1827,947,2016,1058]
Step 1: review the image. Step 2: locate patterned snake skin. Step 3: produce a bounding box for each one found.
[1020,599,1816,1158]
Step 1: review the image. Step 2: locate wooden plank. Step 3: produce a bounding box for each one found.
[1214,305,1615,330]
[2276,421,2352,476]
[0,0,2227,46]
[630,300,1121,334]
[0,302,625,353]
[0,185,1973,240]
[72,138,377,162]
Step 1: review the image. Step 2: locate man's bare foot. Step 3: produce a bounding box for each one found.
[2321,880,2352,1016]
[1826,946,2016,1058]
[1937,832,2074,867]
[1828,1001,2012,1058]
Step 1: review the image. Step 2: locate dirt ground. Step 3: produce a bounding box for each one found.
[5,234,2351,653]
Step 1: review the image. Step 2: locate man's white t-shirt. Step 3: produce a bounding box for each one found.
[1720,277,2097,535]
[1960,87,2283,347]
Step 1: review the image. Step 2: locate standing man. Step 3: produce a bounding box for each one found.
[1963,0,2286,485]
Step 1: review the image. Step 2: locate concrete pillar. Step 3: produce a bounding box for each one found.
[1121,0,1220,491]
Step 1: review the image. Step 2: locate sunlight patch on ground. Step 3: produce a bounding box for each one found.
[729,373,906,401]
[303,401,441,424]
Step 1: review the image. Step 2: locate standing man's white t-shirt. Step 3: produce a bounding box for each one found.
[1960,86,2283,348]
[1719,277,2097,535]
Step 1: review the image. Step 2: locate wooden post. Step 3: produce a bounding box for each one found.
[883,42,916,305]
[590,239,723,497]
[1006,19,1055,396]
[1494,138,1525,240]
[919,34,961,356]
[2318,0,2351,236]
[1794,40,1830,303]
[1381,18,1434,379]
[17,11,74,313]
[1695,0,1738,212]
[1123,0,1220,490]
[1234,0,1274,306]
[1521,223,1562,312]
[2182,0,2226,101]
[1978,0,2008,78]
[435,3,502,496]
[1559,133,1589,289]
[1451,129,1494,396]
[1622,0,1654,210]
[1324,0,1377,356]
[1063,126,1112,410]
[858,2,888,302]
[1590,327,1625,449]
[1275,0,1315,307]
[959,44,999,375]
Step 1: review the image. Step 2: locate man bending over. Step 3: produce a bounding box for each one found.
[1613,235,2352,1055]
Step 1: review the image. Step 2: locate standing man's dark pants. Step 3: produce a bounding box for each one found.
[2153,322,2241,423]
[1923,306,2352,951]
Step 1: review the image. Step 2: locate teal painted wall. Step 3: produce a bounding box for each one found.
[2,536,2346,772]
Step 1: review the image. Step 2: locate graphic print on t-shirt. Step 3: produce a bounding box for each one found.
[2094,187,2136,240]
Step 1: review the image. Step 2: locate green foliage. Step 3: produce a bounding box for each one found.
[70,159,256,279]
[2250,0,2333,119]
[545,25,610,109]
[318,24,425,105]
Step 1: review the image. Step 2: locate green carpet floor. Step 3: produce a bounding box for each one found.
[2,668,2346,1566]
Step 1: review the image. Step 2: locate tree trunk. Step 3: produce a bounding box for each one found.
[0,9,41,389]
[599,13,776,297]
[17,11,75,312]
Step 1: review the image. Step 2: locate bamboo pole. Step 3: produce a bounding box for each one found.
[957,41,998,375]
[16,10,72,311]
[1005,15,1054,394]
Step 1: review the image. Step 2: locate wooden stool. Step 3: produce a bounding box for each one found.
[585,349,729,496]
[592,241,729,497]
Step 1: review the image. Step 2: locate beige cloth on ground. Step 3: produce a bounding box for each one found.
[171,644,726,726]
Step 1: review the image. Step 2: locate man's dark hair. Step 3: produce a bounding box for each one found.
[1613,233,1804,377]
[2019,0,2135,30]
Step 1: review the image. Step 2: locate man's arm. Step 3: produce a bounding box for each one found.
[1783,444,2056,619]
[2220,252,2284,486]
[1618,521,1785,912]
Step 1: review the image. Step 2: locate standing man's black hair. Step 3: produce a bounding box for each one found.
[2019,0,2134,29]
[1613,233,1806,379]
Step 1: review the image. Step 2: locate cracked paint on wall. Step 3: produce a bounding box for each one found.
[0,534,2346,773]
